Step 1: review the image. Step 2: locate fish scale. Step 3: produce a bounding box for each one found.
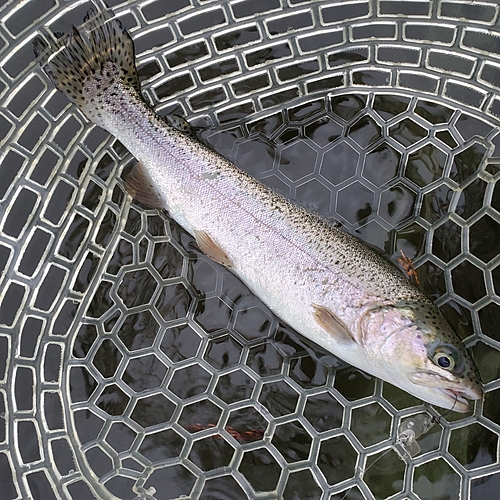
[33,8,482,412]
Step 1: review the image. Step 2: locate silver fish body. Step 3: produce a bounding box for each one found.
[34,9,482,412]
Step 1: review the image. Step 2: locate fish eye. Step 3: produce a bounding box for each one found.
[433,351,456,370]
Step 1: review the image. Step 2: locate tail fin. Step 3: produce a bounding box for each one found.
[33,8,139,125]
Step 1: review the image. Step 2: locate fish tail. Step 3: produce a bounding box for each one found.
[33,8,139,126]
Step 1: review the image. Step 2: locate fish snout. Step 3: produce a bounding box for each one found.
[408,369,483,412]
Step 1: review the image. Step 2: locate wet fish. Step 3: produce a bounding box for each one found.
[34,9,482,412]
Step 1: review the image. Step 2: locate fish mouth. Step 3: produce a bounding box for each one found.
[430,382,483,412]
[408,371,483,412]
[438,388,479,412]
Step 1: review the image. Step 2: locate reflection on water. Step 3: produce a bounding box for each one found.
[188,435,234,470]
[334,367,375,401]
[413,458,461,500]
[118,310,159,351]
[363,143,400,185]
[349,115,381,148]
[415,100,454,124]
[272,420,312,462]
[456,178,486,220]
[364,450,406,499]
[469,213,500,263]
[449,423,498,470]
[317,435,358,484]
[451,143,487,184]
[303,392,343,431]
[70,366,97,403]
[144,465,196,499]
[390,117,428,147]
[406,144,446,187]
[284,470,324,499]
[471,342,500,385]
[421,184,454,223]
[93,339,122,378]
[351,403,392,447]
[432,219,462,263]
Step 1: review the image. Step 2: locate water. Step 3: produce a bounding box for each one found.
[2,0,500,499]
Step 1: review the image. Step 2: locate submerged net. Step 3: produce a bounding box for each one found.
[0,0,500,498]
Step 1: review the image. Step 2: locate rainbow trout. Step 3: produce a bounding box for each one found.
[34,9,482,412]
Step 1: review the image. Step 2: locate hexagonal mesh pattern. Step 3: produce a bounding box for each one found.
[1,0,500,499]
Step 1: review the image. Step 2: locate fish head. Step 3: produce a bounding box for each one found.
[360,302,482,412]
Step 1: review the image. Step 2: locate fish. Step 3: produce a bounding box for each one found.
[33,8,482,412]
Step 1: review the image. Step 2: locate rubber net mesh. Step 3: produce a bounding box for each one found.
[1,0,500,499]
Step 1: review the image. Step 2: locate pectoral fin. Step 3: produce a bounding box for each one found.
[123,162,164,209]
[312,304,357,344]
[194,230,232,267]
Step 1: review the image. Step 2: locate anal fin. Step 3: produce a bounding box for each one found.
[312,304,357,344]
[123,162,164,209]
[194,230,232,267]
